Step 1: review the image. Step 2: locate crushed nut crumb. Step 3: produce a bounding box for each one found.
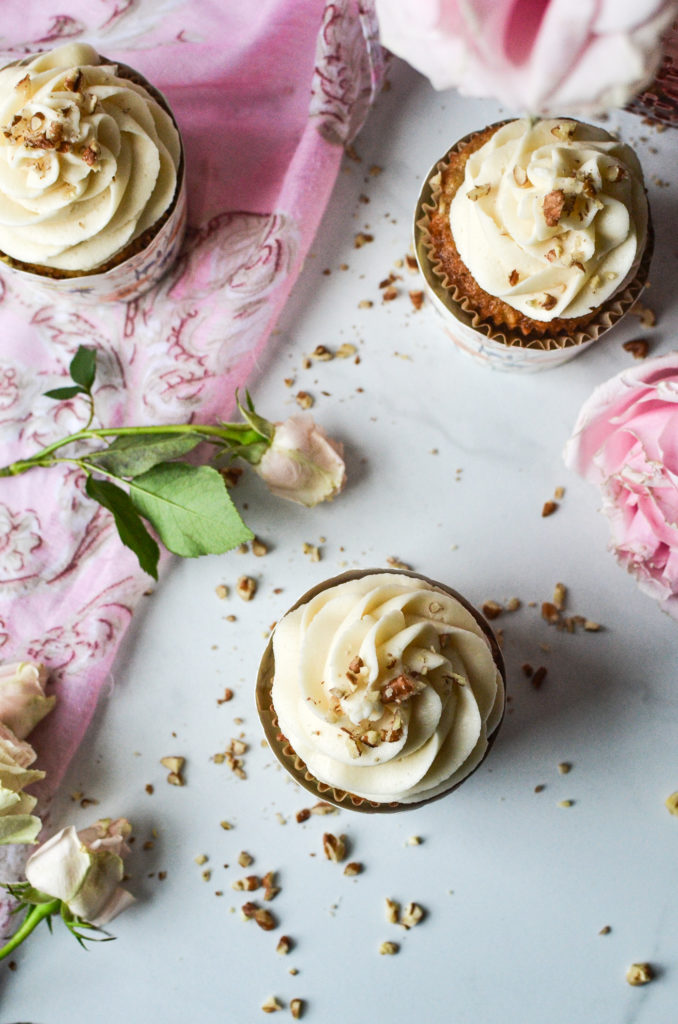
[160,756,185,786]
[379,941,399,955]
[322,833,346,862]
[344,861,363,876]
[400,902,425,929]
[623,338,649,359]
[236,576,257,601]
[261,996,283,1013]
[626,963,653,986]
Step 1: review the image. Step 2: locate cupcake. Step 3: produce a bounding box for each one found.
[0,42,185,302]
[256,569,505,812]
[415,117,652,371]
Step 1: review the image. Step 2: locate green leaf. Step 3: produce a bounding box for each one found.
[86,476,160,579]
[69,345,97,392]
[43,385,88,401]
[86,432,203,478]
[129,462,253,557]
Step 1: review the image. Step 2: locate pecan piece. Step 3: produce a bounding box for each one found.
[380,673,424,705]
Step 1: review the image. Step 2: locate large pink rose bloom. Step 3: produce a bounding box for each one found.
[375,0,677,115]
[564,353,678,620]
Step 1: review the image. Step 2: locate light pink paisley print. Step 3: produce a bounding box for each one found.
[0,0,384,932]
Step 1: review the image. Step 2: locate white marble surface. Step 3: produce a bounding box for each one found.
[2,62,678,1024]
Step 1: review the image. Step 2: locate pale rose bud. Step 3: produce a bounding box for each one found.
[0,721,44,845]
[254,415,346,507]
[25,818,134,926]
[0,661,55,739]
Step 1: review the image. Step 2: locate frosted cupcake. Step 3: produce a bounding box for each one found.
[415,117,652,371]
[256,569,505,812]
[0,43,185,302]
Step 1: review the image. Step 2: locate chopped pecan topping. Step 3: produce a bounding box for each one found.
[322,832,346,862]
[508,269,519,287]
[512,164,528,186]
[623,338,649,360]
[542,189,569,227]
[380,673,424,705]
[541,293,557,311]
[467,182,491,201]
[348,656,364,674]
[63,69,83,92]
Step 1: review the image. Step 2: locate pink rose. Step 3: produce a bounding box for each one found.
[375,0,677,115]
[253,415,346,507]
[564,352,678,620]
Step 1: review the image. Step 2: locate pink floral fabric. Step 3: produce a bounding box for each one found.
[0,0,384,924]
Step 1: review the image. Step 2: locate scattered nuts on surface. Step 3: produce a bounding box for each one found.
[302,542,321,562]
[541,601,560,624]
[290,998,304,1019]
[542,500,558,517]
[386,555,412,571]
[481,600,503,620]
[408,290,424,310]
[160,756,185,786]
[665,792,678,815]
[344,861,363,876]
[623,338,649,359]
[385,898,400,924]
[406,835,422,846]
[295,391,314,410]
[238,851,254,868]
[557,762,572,775]
[400,902,425,929]
[252,537,269,557]
[322,833,346,862]
[599,925,612,935]
[295,808,311,823]
[379,941,399,955]
[261,996,283,1013]
[354,232,374,248]
[557,799,574,808]
[215,584,229,599]
[236,575,257,601]
[553,582,567,610]
[531,666,548,689]
[276,935,293,955]
[217,688,234,704]
[310,801,337,816]
[626,963,653,986]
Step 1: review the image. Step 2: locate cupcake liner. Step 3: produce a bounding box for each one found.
[414,126,654,373]
[256,567,506,814]
[0,55,186,303]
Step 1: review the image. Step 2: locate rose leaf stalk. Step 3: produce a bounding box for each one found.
[0,348,346,578]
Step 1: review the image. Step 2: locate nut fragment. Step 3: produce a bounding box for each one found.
[380,674,425,705]
[542,500,558,517]
[236,575,257,601]
[310,801,337,815]
[290,998,304,1019]
[557,762,572,775]
[276,935,293,955]
[543,189,566,227]
[252,537,269,557]
[626,963,653,986]
[385,898,400,924]
[238,850,254,868]
[233,875,261,891]
[336,342,357,358]
[467,183,491,201]
[261,996,283,1013]
[311,344,333,361]
[408,290,424,310]
[400,902,425,929]
[541,601,559,624]
[531,666,548,689]
[295,391,313,410]
[322,832,346,862]
[553,582,567,611]
[379,941,399,955]
[160,756,185,786]
[481,599,503,620]
[344,861,363,876]
[623,338,649,359]
[665,791,678,816]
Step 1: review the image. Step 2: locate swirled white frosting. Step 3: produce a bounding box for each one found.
[449,118,648,321]
[0,43,181,271]
[271,573,504,804]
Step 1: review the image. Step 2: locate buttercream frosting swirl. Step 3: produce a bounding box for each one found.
[271,573,504,804]
[449,118,648,321]
[0,43,181,271]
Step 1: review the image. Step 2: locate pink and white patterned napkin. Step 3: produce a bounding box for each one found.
[0,0,384,921]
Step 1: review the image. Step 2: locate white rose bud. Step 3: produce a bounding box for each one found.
[0,721,45,845]
[0,661,55,739]
[254,415,346,507]
[25,818,134,926]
